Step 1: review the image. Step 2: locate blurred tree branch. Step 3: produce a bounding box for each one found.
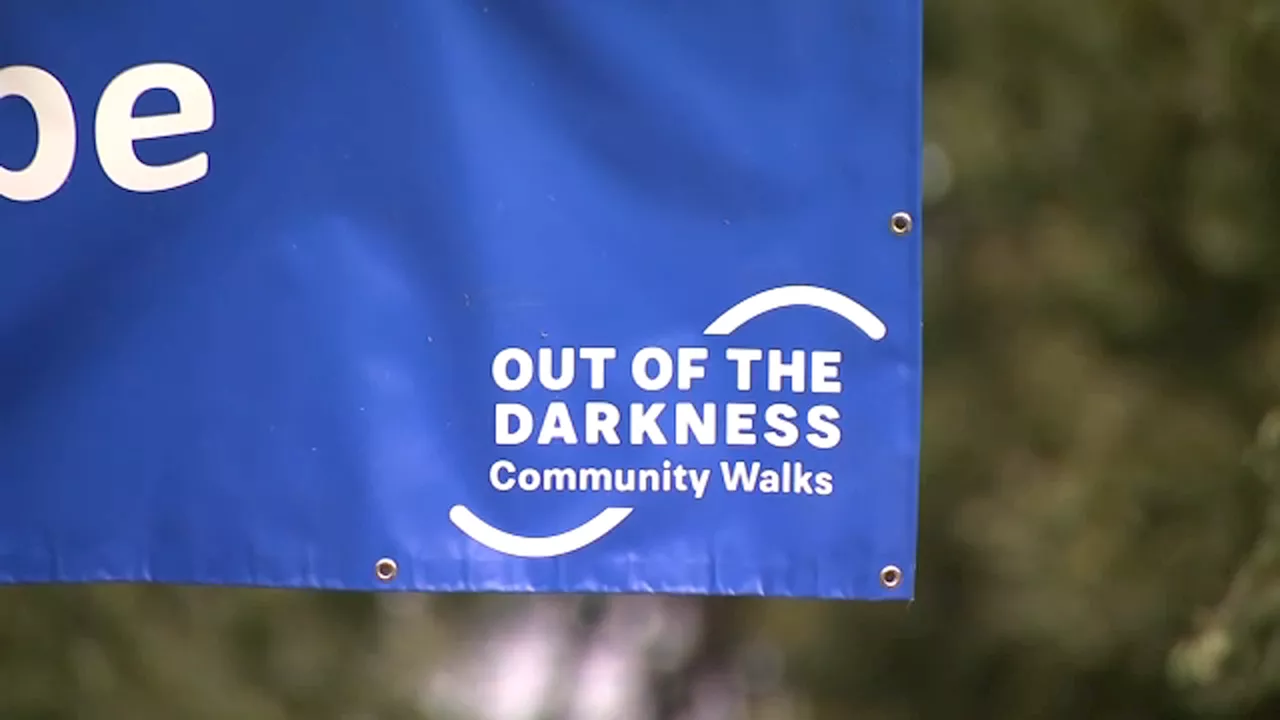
[1171,409,1280,712]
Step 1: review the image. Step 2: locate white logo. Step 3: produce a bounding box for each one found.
[450,284,888,558]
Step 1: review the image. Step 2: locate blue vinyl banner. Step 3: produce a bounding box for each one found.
[0,0,921,599]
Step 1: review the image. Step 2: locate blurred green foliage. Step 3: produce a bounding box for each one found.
[3,0,1280,717]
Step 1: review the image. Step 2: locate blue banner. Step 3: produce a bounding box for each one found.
[0,0,921,599]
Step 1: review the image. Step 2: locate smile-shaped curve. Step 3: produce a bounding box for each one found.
[449,505,633,558]
[449,284,886,557]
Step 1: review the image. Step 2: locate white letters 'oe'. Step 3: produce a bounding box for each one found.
[0,62,214,202]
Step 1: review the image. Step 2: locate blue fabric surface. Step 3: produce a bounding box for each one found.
[0,0,921,599]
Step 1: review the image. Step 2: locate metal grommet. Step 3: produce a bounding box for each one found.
[374,557,398,582]
[889,212,913,236]
[879,564,903,589]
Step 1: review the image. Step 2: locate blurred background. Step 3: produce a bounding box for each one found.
[5,0,1280,717]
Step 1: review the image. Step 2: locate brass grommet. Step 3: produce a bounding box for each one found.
[374,557,398,582]
[879,564,903,589]
[889,212,913,236]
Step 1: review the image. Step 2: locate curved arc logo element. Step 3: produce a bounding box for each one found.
[448,285,887,557]
[448,505,633,558]
[702,284,887,340]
